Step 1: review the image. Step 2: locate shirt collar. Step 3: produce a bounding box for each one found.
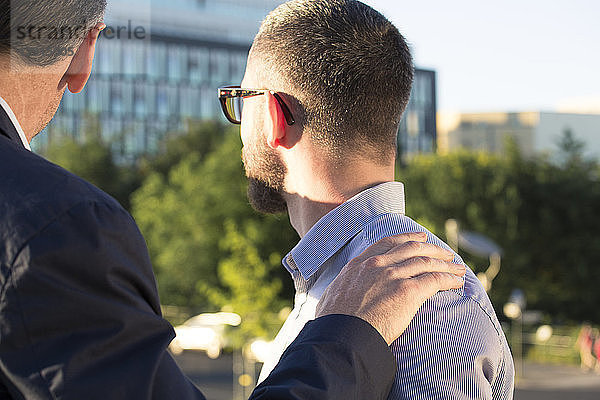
[283,181,405,280]
[0,96,31,151]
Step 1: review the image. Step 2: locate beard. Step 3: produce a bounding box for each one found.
[242,138,288,214]
[247,177,287,214]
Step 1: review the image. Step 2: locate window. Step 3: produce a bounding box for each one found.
[230,51,247,82]
[145,84,157,117]
[210,48,230,85]
[136,42,148,75]
[167,85,179,116]
[157,84,168,117]
[98,79,111,115]
[121,81,134,116]
[201,86,218,119]
[111,82,123,116]
[61,92,74,113]
[134,82,147,118]
[189,47,209,85]
[123,41,136,76]
[86,81,100,113]
[168,45,188,83]
[60,91,85,114]
[96,39,112,76]
[180,86,201,118]
[108,39,123,75]
[123,40,146,76]
[148,42,167,81]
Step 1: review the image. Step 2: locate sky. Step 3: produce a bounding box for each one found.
[363,0,600,114]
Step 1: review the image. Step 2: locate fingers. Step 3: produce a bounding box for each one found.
[411,272,464,305]
[368,240,455,270]
[350,232,428,265]
[394,257,466,279]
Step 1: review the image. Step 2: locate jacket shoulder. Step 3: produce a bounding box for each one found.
[0,138,125,262]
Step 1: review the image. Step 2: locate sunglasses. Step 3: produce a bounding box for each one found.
[217,86,295,126]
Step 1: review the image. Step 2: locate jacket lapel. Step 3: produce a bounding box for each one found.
[0,104,25,148]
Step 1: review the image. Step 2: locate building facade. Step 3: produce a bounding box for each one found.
[399,68,437,157]
[36,0,437,159]
[439,111,600,159]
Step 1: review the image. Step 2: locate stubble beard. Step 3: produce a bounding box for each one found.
[242,141,288,214]
[32,87,66,140]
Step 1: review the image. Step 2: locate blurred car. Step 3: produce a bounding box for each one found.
[248,339,276,363]
[169,312,241,359]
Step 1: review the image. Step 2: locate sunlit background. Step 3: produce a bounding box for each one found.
[31,1,600,399]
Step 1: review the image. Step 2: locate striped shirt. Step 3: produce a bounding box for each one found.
[258,182,514,399]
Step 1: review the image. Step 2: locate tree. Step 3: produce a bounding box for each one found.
[557,129,585,161]
[205,220,287,346]
[397,144,600,323]
[556,128,596,172]
[131,123,297,339]
[48,117,600,327]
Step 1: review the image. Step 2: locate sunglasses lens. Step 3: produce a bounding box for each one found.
[225,96,243,123]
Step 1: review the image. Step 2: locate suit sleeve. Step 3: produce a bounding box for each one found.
[0,200,396,400]
[0,200,205,400]
[250,314,397,400]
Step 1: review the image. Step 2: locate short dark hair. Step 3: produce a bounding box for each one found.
[251,0,414,162]
[0,0,107,66]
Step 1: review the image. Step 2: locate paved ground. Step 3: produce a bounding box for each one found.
[174,353,600,400]
[514,362,600,400]
[174,352,234,400]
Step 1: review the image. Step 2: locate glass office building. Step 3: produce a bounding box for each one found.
[37,0,436,159]
[399,69,437,156]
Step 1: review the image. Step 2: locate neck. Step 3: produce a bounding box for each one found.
[0,59,66,142]
[283,161,394,237]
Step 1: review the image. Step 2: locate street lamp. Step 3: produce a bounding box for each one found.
[445,219,503,291]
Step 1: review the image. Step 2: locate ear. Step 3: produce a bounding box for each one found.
[264,91,289,149]
[60,23,105,94]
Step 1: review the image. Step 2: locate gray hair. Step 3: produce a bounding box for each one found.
[0,0,107,66]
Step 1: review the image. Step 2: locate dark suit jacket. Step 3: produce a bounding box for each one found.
[0,107,395,399]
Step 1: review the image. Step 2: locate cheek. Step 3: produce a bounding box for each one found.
[241,135,257,169]
[240,109,255,147]
[240,122,250,147]
[240,99,265,146]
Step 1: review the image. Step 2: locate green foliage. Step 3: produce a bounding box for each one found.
[205,220,287,347]
[45,116,600,338]
[131,123,297,340]
[397,140,600,323]
[136,122,600,335]
[557,128,586,167]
